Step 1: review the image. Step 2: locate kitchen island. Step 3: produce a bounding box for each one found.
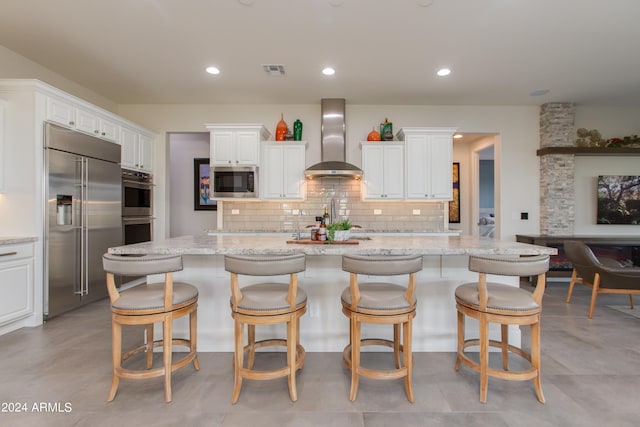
[109,233,555,352]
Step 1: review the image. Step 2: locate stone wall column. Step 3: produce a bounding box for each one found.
[539,103,575,235]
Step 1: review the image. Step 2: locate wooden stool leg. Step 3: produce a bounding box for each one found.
[566,269,578,303]
[145,323,154,369]
[296,316,303,372]
[629,294,634,310]
[349,316,361,401]
[232,317,244,404]
[454,309,464,371]
[247,324,256,369]
[501,324,509,371]
[531,322,545,403]
[108,318,121,402]
[163,317,173,403]
[588,279,600,319]
[403,320,414,403]
[191,307,200,371]
[479,316,489,403]
[393,323,401,369]
[287,315,298,401]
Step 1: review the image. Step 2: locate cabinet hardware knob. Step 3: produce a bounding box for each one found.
[102,132,106,136]
[69,121,75,126]
[95,130,99,134]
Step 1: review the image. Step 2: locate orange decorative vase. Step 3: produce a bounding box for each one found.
[275,114,288,141]
[367,127,381,141]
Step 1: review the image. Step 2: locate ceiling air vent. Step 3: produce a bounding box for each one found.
[262,64,286,76]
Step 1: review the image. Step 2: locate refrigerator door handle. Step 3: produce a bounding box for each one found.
[83,158,89,296]
[74,157,85,296]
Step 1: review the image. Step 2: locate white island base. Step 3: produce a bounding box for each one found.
[162,254,516,353]
[111,234,554,353]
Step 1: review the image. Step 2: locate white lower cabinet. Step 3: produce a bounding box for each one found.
[0,243,34,326]
[261,142,306,199]
[361,142,404,200]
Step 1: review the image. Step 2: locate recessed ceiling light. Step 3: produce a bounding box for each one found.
[453,133,463,139]
[322,67,336,76]
[530,89,550,96]
[205,66,220,75]
[437,68,451,77]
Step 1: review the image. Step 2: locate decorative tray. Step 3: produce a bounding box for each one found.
[286,239,359,245]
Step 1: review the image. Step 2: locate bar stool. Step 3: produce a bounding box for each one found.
[340,254,424,402]
[454,254,549,403]
[102,253,199,402]
[224,253,307,403]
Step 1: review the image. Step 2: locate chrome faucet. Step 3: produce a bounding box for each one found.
[296,209,302,240]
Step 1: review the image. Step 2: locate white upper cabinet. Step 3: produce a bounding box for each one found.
[121,126,153,172]
[0,99,5,193]
[261,141,306,200]
[206,124,270,166]
[46,96,76,128]
[361,142,404,200]
[398,127,456,200]
[46,96,120,143]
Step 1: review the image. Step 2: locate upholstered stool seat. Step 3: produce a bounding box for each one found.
[224,253,307,403]
[102,253,199,403]
[340,254,423,402]
[455,255,549,404]
[341,283,416,311]
[455,283,540,313]
[111,282,198,312]
[235,283,307,312]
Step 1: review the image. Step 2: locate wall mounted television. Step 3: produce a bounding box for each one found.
[597,175,640,224]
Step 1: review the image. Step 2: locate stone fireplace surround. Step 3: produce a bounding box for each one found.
[539,102,577,235]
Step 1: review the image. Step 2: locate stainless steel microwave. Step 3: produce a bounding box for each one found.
[212,166,258,198]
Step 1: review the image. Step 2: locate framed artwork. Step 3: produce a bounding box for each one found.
[449,162,460,223]
[194,158,217,211]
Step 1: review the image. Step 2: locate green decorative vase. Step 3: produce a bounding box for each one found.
[293,119,303,141]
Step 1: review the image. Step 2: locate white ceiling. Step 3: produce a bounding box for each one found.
[1,0,639,107]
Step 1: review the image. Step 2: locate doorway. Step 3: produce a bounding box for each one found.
[477,145,495,238]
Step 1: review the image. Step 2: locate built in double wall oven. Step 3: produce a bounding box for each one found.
[122,169,153,217]
[212,166,258,198]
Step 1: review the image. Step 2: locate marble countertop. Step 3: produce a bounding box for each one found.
[0,236,38,246]
[108,233,556,256]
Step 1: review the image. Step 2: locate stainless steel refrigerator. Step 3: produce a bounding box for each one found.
[44,123,122,319]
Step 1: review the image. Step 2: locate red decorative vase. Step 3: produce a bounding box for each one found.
[276,114,288,141]
[367,127,381,141]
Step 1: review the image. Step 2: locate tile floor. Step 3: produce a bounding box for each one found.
[0,280,639,427]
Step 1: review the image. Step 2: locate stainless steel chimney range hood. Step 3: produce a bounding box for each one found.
[304,98,363,179]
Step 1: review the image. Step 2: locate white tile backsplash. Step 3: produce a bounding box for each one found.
[222,178,446,231]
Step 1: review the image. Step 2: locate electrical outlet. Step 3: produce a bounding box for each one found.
[412,209,421,215]
[231,209,240,215]
[374,209,382,215]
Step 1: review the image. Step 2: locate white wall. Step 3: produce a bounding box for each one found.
[573,106,640,235]
[0,45,116,112]
[168,132,217,236]
[574,157,640,235]
[118,104,542,241]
